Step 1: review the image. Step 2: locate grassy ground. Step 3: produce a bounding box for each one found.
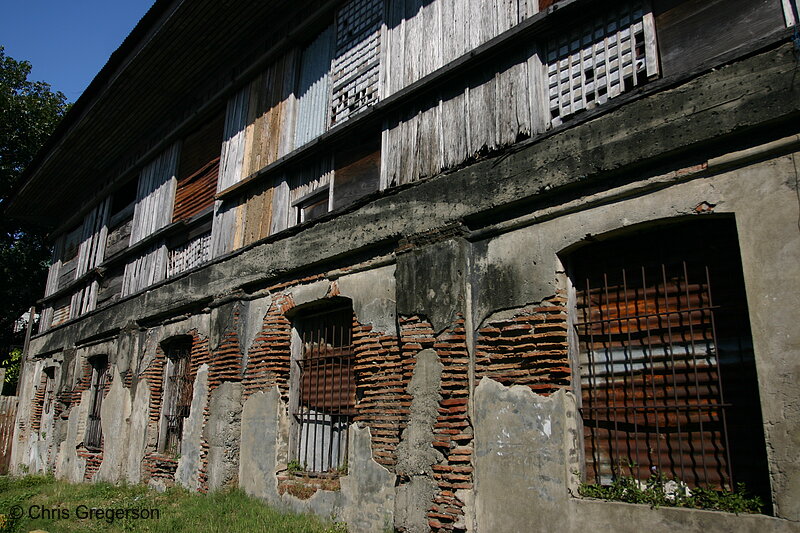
[0,475,347,533]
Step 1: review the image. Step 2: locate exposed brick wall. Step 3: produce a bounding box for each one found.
[475,295,570,394]
[398,316,472,533]
[142,453,179,485]
[243,295,294,401]
[352,321,408,469]
[29,372,48,432]
[77,448,103,481]
[140,330,211,485]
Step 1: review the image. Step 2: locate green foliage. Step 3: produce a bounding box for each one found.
[578,474,764,514]
[0,45,70,374]
[287,460,305,474]
[0,475,344,532]
[1,348,21,386]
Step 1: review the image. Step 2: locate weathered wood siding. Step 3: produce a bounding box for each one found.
[242,51,299,177]
[0,396,17,475]
[382,45,543,186]
[122,243,169,296]
[295,26,335,148]
[211,87,250,258]
[653,0,785,77]
[130,143,180,244]
[123,144,179,295]
[384,0,539,97]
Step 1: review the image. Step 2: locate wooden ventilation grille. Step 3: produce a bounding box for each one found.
[294,306,355,473]
[330,0,382,126]
[546,2,658,126]
[167,232,211,278]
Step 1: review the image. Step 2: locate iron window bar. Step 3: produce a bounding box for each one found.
[576,260,734,490]
[292,307,355,475]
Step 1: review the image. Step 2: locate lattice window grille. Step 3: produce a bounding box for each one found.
[167,231,211,278]
[546,2,658,127]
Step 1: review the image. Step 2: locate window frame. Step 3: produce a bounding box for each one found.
[84,355,109,450]
[158,337,194,456]
[289,301,356,475]
[564,218,770,499]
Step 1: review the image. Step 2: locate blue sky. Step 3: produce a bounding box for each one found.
[1,1,155,102]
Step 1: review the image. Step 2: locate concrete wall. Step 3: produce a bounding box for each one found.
[10,42,800,533]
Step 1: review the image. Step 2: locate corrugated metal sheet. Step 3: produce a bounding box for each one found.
[173,158,219,222]
[294,25,335,148]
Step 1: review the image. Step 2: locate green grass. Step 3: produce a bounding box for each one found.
[0,475,347,533]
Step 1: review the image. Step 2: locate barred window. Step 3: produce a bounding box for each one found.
[569,219,769,500]
[292,304,356,474]
[84,355,108,450]
[161,338,193,456]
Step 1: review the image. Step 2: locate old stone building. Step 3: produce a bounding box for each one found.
[5,0,800,531]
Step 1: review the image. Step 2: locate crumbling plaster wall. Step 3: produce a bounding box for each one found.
[469,148,800,530]
[12,41,800,530]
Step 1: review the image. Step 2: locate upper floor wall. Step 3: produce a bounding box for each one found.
[35,0,796,333]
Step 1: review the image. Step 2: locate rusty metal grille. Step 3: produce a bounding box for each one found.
[84,357,108,449]
[293,306,355,474]
[572,221,769,496]
[163,343,193,456]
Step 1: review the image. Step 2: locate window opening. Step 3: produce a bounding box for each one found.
[293,305,355,474]
[84,356,109,449]
[569,219,770,502]
[42,367,56,415]
[162,340,193,456]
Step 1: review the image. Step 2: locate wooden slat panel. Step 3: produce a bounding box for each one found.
[130,143,180,244]
[97,264,125,308]
[167,231,211,277]
[0,396,18,475]
[294,26,335,148]
[653,0,784,77]
[121,242,168,296]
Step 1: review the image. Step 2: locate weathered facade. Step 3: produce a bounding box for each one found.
[5,0,800,531]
